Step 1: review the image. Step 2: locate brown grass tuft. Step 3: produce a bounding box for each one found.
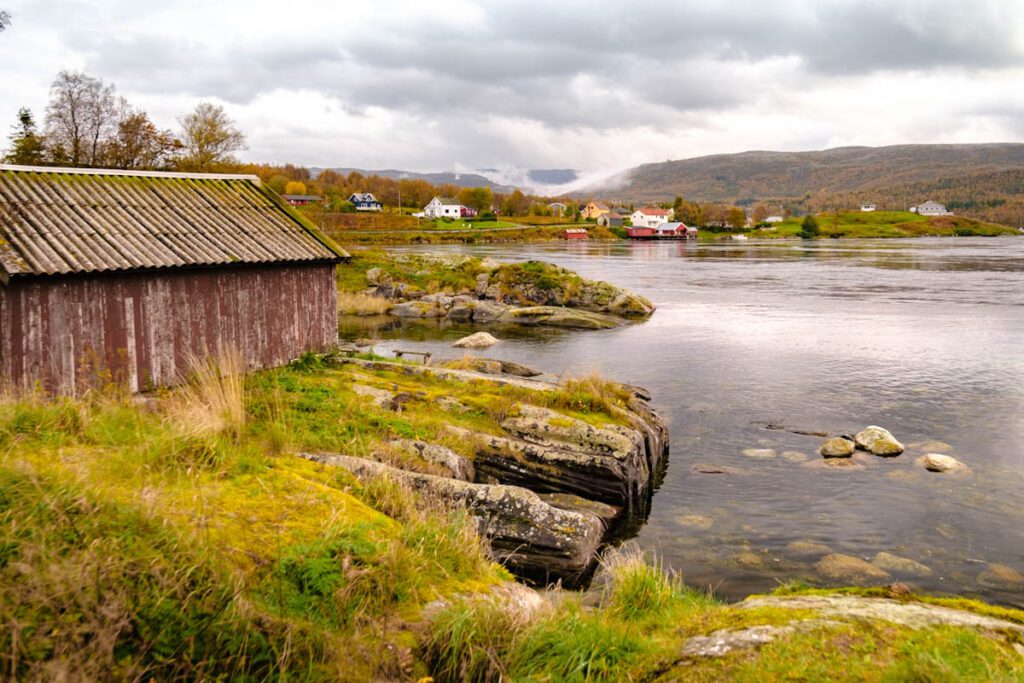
[337,291,393,316]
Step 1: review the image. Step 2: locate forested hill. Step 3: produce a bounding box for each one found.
[600,144,1024,204]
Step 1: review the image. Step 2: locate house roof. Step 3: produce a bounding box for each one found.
[0,165,348,281]
[588,202,610,209]
[282,194,322,202]
[636,207,670,216]
[432,196,461,205]
[349,192,379,202]
[658,222,686,230]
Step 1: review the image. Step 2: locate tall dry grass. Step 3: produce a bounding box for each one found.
[162,351,247,467]
[337,291,393,316]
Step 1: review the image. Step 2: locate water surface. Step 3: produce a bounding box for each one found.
[344,238,1024,604]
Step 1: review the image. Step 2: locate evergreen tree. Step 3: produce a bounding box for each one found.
[5,108,46,165]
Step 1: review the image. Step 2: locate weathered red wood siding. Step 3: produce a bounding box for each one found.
[0,263,337,393]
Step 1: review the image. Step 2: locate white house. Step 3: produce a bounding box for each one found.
[764,215,785,223]
[630,207,672,228]
[424,196,465,219]
[911,201,952,216]
[860,203,876,212]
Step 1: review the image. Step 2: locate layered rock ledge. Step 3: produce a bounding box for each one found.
[302,354,669,584]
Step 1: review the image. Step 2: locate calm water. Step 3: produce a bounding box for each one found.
[344,238,1024,604]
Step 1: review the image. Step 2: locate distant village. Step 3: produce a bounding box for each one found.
[283,187,956,240]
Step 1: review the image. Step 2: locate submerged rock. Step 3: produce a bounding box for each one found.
[786,540,832,560]
[741,448,777,459]
[691,463,748,475]
[300,453,604,583]
[907,440,953,453]
[854,426,904,456]
[801,458,865,472]
[872,552,933,578]
[453,331,499,348]
[819,437,856,458]
[677,515,714,530]
[500,306,622,330]
[735,551,764,569]
[781,451,809,463]
[816,553,891,582]
[915,453,969,474]
[977,563,1024,590]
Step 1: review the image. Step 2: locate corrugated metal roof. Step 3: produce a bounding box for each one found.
[0,165,348,280]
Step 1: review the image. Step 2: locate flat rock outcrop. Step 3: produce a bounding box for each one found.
[299,453,605,583]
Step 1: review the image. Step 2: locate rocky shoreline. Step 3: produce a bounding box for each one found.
[304,354,669,586]
[352,252,656,329]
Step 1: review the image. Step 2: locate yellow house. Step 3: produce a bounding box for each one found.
[582,201,610,220]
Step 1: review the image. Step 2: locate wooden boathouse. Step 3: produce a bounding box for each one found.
[0,165,349,393]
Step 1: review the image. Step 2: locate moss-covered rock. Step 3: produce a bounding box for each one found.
[300,453,604,584]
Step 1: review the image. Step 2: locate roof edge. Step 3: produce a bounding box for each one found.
[0,164,261,184]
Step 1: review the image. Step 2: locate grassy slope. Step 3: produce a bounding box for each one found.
[0,354,642,679]
[744,211,1019,239]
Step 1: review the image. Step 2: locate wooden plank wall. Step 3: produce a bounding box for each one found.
[0,263,338,393]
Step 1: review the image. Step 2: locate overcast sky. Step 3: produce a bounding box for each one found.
[1,0,1023,181]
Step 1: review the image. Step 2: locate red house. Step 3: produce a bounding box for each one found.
[563,228,588,240]
[626,226,656,239]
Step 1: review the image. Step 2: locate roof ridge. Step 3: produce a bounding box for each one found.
[0,164,260,183]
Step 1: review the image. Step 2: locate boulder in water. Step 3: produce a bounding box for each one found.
[819,437,856,458]
[854,426,904,456]
[453,332,499,348]
[915,453,969,474]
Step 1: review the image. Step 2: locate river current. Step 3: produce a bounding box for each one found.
[343,238,1024,604]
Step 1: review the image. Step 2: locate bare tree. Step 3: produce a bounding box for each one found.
[176,103,246,172]
[44,71,122,166]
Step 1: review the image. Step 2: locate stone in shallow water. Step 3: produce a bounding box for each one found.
[691,463,748,475]
[915,453,969,474]
[734,551,764,569]
[854,425,904,456]
[677,514,714,530]
[453,331,499,348]
[872,552,933,577]
[786,540,832,559]
[801,458,866,472]
[781,450,809,463]
[819,437,856,458]
[907,440,953,453]
[742,448,777,459]
[816,553,891,582]
[977,563,1024,590]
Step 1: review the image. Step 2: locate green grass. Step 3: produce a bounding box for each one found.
[745,210,1018,239]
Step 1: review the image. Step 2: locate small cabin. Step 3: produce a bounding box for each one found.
[0,165,348,394]
[626,226,656,239]
[563,228,588,240]
[860,203,876,212]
